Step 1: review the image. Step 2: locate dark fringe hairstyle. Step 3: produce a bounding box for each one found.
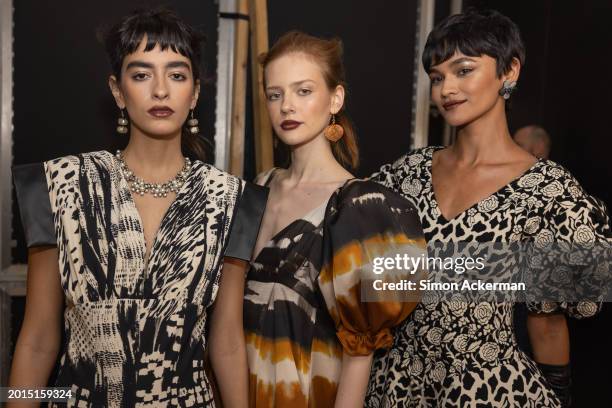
[422,8,525,76]
[99,7,209,161]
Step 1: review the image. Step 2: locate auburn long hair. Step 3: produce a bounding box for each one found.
[260,31,359,170]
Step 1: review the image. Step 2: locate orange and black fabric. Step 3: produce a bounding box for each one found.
[319,180,426,356]
[244,178,425,407]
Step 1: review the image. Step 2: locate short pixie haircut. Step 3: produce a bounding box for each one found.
[100,7,204,81]
[422,8,525,76]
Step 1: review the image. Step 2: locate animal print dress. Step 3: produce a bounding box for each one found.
[13,151,267,407]
[366,146,611,407]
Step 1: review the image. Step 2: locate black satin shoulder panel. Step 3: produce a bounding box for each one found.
[225,182,269,261]
[13,163,56,247]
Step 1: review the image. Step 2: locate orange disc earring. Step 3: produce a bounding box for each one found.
[324,113,344,142]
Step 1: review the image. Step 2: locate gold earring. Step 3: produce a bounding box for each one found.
[187,110,199,134]
[117,109,128,134]
[324,113,344,142]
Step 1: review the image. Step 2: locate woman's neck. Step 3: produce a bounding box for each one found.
[122,130,184,182]
[286,134,350,184]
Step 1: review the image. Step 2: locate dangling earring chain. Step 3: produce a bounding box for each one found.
[324,112,344,142]
[115,150,192,198]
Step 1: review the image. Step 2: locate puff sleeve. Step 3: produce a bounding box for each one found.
[526,183,611,318]
[319,180,426,356]
[12,163,56,248]
[224,181,269,261]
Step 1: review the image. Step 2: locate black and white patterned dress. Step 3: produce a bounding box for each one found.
[13,151,267,407]
[366,146,611,407]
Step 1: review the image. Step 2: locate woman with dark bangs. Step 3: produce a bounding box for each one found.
[368,8,611,407]
[8,8,266,407]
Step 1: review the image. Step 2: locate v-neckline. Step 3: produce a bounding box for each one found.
[251,197,330,263]
[426,146,541,223]
[250,169,352,263]
[117,158,193,268]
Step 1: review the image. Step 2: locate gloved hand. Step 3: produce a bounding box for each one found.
[537,362,571,408]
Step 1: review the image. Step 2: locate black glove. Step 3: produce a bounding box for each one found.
[537,362,572,408]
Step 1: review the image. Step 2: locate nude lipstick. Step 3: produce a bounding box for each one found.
[442,100,466,111]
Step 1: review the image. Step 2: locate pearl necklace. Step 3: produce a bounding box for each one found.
[115,150,192,198]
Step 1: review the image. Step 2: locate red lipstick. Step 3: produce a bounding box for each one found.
[280,120,302,130]
[148,106,175,118]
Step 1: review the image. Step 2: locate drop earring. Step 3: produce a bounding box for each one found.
[324,113,344,142]
[187,110,199,134]
[117,109,129,134]
[499,80,517,100]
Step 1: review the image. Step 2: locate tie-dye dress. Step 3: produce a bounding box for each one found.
[13,151,267,407]
[244,172,426,407]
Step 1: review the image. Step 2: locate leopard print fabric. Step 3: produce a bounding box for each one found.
[41,151,244,407]
[366,146,611,407]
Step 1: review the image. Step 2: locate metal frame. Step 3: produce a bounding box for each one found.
[411,0,435,149]
[443,0,463,146]
[0,0,15,384]
[411,0,463,148]
[215,0,239,171]
[0,0,27,298]
[0,0,14,272]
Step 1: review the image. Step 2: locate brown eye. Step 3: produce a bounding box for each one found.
[297,88,312,96]
[170,73,187,81]
[132,72,149,81]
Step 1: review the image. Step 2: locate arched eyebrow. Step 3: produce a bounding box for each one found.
[125,61,191,70]
[166,61,191,70]
[266,79,316,91]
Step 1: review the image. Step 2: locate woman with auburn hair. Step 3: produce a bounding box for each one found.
[243,31,425,407]
[368,8,611,407]
[9,8,266,407]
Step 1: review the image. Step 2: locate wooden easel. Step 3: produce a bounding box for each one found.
[217,0,274,177]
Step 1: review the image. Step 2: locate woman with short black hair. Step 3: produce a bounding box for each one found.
[367,9,611,407]
[8,8,266,407]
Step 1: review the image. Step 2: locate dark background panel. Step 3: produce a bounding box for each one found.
[267,0,418,177]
